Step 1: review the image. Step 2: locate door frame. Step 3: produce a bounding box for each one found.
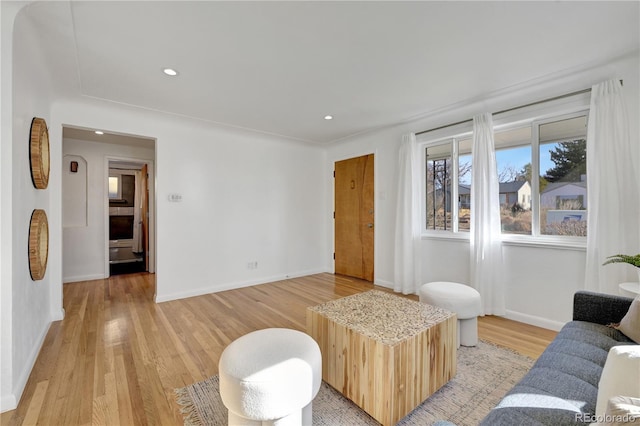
[330,150,378,282]
[104,156,156,277]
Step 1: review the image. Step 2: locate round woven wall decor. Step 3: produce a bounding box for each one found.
[30,117,50,189]
[28,209,49,281]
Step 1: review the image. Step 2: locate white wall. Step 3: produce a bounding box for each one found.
[62,138,155,282]
[1,2,59,411]
[326,51,640,331]
[157,125,328,300]
[0,2,19,412]
[50,98,329,304]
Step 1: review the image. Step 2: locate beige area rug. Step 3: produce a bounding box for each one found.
[175,340,533,426]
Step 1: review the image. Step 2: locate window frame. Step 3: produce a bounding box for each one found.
[529,110,589,240]
[421,131,473,235]
[418,94,590,249]
[425,140,454,232]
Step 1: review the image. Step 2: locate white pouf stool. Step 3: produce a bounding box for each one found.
[419,282,482,348]
[219,328,322,426]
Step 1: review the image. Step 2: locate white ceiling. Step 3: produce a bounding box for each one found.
[19,1,640,144]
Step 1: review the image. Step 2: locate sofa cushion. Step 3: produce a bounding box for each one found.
[595,345,640,418]
[616,296,640,343]
[541,338,609,368]
[533,351,603,388]
[560,321,634,348]
[485,384,589,425]
[480,321,635,426]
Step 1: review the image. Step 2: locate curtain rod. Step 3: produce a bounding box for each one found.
[415,79,623,136]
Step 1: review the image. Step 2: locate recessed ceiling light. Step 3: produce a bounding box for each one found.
[324,115,333,120]
[95,130,104,135]
[163,68,178,76]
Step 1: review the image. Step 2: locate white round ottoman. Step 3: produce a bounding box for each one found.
[419,282,482,348]
[219,328,322,426]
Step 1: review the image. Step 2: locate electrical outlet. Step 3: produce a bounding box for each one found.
[247,261,258,270]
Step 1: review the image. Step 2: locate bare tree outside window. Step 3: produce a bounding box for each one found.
[425,140,472,231]
[426,153,451,230]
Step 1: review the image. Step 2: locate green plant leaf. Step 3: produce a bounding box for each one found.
[602,254,640,268]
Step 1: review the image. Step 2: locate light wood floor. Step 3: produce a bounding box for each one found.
[2,273,557,425]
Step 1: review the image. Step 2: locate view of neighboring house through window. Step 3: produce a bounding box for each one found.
[495,126,533,235]
[457,138,472,232]
[421,108,588,239]
[494,113,588,236]
[538,114,588,236]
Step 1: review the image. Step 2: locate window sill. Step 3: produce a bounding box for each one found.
[421,232,586,251]
[501,235,586,251]
[421,231,470,242]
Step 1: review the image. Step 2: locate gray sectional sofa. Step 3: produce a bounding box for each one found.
[480,291,635,425]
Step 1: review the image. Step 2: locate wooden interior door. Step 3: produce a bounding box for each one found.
[141,164,149,271]
[334,154,374,281]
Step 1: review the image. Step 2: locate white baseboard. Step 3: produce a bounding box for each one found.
[155,268,330,303]
[373,278,394,289]
[51,308,65,321]
[1,318,52,412]
[63,273,106,283]
[504,309,566,332]
[0,394,17,413]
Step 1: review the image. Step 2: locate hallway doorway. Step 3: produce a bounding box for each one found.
[61,126,156,283]
[108,160,149,276]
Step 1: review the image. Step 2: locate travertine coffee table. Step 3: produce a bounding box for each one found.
[306,290,457,426]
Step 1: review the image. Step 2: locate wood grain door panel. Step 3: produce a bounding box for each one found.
[334,154,374,281]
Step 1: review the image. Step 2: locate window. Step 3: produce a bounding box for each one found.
[108,176,120,199]
[494,113,588,237]
[421,107,589,240]
[425,138,472,232]
[495,127,532,235]
[425,143,452,230]
[538,115,588,236]
[457,138,472,232]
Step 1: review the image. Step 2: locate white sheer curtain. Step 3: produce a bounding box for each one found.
[585,79,640,294]
[132,170,143,253]
[394,133,421,294]
[470,113,505,315]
